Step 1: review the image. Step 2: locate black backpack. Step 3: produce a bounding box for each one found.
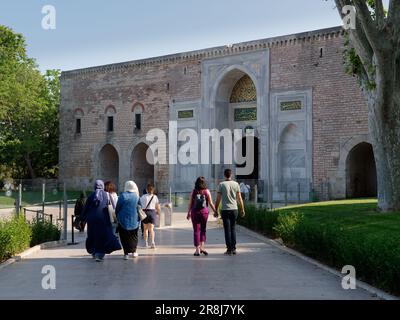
[194,190,207,210]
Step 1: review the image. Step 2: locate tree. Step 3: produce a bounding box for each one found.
[334,0,400,212]
[0,25,59,179]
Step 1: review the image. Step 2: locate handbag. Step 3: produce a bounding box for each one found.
[137,195,154,221]
[107,193,117,224]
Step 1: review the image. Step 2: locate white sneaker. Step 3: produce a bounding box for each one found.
[151,243,156,249]
[133,252,139,258]
[145,242,149,248]
[123,255,129,260]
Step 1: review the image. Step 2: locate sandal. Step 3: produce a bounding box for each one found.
[200,250,208,256]
[194,252,200,256]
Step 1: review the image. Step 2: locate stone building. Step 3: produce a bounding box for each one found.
[59,26,377,202]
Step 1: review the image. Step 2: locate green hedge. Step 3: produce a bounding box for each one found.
[0,216,61,263]
[30,219,61,247]
[0,216,32,262]
[239,200,400,295]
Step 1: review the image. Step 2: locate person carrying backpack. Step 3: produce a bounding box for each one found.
[186,177,217,256]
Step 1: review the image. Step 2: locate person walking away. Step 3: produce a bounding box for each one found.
[215,169,245,255]
[105,181,119,236]
[140,188,147,238]
[116,181,140,260]
[186,177,217,256]
[74,192,86,232]
[80,180,122,262]
[140,184,161,249]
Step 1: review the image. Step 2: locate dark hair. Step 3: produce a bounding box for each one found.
[146,183,154,194]
[195,177,207,190]
[224,169,232,179]
[104,181,117,193]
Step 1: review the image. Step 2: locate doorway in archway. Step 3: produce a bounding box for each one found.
[346,142,377,198]
[131,143,155,193]
[98,144,119,187]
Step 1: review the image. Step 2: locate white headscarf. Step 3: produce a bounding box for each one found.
[124,181,139,196]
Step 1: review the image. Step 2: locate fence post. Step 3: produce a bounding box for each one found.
[327,182,332,200]
[42,182,46,215]
[174,192,178,207]
[63,183,68,241]
[16,183,22,217]
[320,183,324,202]
[297,182,301,204]
[59,200,62,220]
[253,184,258,205]
[284,183,288,207]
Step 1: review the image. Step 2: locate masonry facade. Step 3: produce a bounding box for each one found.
[60,26,376,201]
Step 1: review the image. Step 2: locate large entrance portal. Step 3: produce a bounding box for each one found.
[98,144,119,186]
[213,69,259,183]
[346,142,377,198]
[131,143,154,193]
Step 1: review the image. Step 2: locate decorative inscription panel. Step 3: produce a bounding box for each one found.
[234,108,257,122]
[178,110,194,119]
[280,101,302,111]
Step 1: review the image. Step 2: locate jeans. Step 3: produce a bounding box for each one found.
[221,210,238,251]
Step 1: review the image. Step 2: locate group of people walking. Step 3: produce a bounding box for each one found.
[76,180,160,261]
[75,168,245,261]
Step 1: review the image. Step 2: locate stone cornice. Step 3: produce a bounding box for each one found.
[61,26,343,79]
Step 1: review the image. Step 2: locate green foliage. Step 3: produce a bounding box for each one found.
[239,200,400,295]
[238,204,279,237]
[30,219,61,247]
[0,25,60,179]
[0,215,31,262]
[273,211,303,246]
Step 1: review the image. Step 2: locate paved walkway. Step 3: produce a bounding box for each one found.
[0,212,377,300]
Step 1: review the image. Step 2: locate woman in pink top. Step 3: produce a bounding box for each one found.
[186,177,217,256]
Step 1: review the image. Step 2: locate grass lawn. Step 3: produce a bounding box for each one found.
[0,191,82,209]
[239,199,400,295]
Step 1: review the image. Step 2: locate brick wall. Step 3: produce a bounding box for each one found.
[269,33,369,196]
[60,28,369,197]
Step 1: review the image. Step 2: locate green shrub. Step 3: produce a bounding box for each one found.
[238,200,400,295]
[239,205,279,237]
[273,211,303,246]
[0,216,32,262]
[30,219,61,247]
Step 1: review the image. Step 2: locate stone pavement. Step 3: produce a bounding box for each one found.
[0,212,378,300]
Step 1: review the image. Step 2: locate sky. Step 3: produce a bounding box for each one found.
[0,0,347,73]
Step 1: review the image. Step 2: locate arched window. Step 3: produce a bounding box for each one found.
[105,105,116,133]
[73,109,84,135]
[132,103,144,131]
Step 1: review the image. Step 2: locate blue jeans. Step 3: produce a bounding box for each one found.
[221,210,238,251]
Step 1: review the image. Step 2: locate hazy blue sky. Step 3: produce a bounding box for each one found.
[1,0,345,72]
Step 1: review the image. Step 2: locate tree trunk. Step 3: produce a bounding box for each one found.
[366,58,400,212]
[24,154,36,179]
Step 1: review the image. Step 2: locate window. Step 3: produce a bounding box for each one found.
[135,113,142,130]
[107,116,114,132]
[132,103,144,132]
[73,108,84,136]
[76,118,81,134]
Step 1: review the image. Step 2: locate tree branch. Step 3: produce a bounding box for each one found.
[352,0,381,54]
[374,0,385,29]
[388,0,400,35]
[335,0,374,67]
